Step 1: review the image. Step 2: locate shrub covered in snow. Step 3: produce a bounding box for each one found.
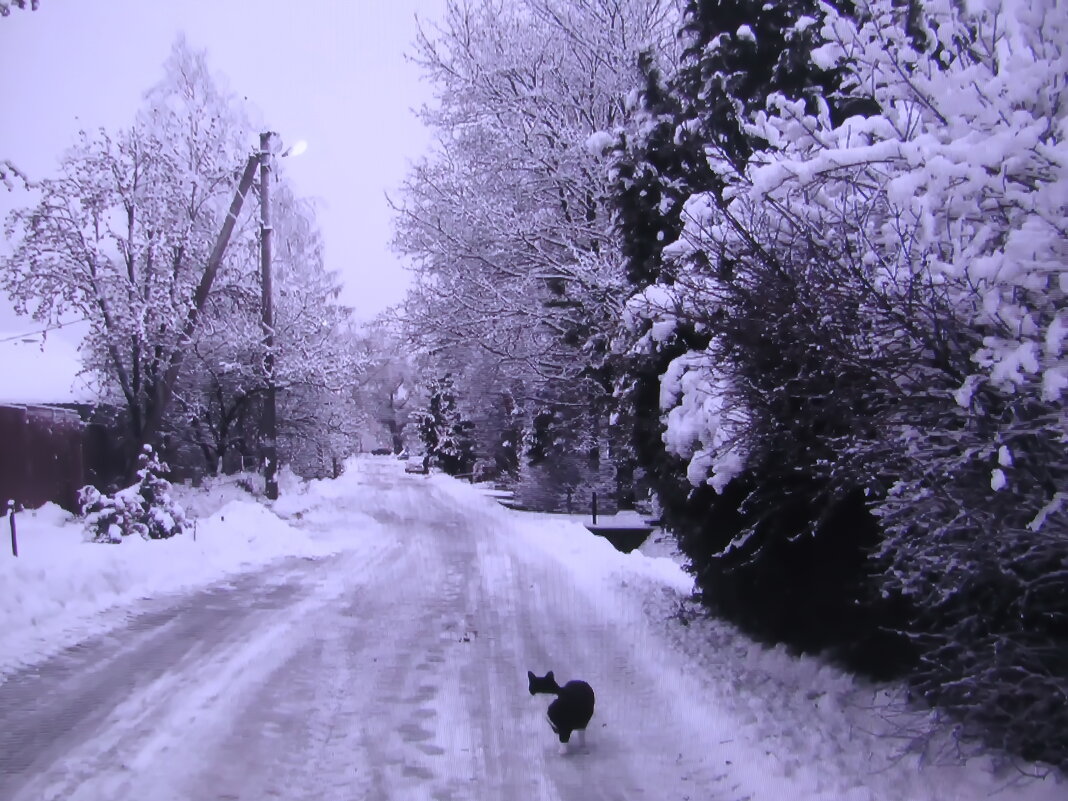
[611,0,1067,769]
[775,0,1067,768]
[611,0,909,668]
[78,446,187,542]
[77,485,135,544]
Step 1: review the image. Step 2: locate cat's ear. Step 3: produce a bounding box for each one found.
[546,671,554,681]
[527,671,535,681]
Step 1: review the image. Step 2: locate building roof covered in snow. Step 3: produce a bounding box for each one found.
[0,332,95,405]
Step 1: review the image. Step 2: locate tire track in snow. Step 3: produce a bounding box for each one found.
[0,538,399,801]
[165,507,488,801]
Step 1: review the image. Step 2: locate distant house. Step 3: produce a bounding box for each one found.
[0,333,124,512]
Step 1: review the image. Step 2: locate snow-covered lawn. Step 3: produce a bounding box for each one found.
[0,457,1061,799]
[0,464,389,678]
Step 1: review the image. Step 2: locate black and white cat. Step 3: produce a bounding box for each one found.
[527,670,595,750]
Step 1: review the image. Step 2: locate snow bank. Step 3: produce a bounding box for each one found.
[428,471,693,595]
[516,512,693,596]
[0,469,384,680]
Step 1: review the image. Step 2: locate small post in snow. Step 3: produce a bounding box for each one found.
[591,491,598,526]
[7,499,17,558]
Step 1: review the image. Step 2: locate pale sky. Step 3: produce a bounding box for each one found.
[0,0,444,339]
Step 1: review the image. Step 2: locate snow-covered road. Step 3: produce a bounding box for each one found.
[0,463,720,800]
[0,460,1059,800]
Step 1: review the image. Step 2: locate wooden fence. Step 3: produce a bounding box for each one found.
[0,403,124,513]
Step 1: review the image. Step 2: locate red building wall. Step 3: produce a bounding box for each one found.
[0,404,90,512]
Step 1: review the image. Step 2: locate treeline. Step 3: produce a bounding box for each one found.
[395,0,1067,771]
[615,0,1067,770]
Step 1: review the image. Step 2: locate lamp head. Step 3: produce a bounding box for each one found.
[282,140,308,158]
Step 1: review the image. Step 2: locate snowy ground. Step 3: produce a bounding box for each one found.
[0,457,1060,800]
[0,466,385,678]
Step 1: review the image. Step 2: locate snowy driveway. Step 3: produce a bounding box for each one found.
[0,463,724,801]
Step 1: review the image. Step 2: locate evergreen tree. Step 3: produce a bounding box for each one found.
[610,0,908,670]
[78,485,135,544]
[413,374,476,476]
[78,446,186,541]
[132,446,187,539]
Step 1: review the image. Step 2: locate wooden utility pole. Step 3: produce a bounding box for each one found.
[259,132,279,500]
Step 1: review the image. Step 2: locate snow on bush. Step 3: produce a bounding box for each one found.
[77,484,137,544]
[633,0,1067,769]
[766,0,1067,407]
[78,446,187,542]
[659,350,748,492]
[798,1,1066,768]
[410,374,476,476]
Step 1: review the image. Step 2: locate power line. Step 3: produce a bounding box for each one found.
[0,317,90,344]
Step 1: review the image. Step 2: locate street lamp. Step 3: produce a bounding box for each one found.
[258,132,305,501]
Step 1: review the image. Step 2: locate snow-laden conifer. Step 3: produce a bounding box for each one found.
[78,446,187,542]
